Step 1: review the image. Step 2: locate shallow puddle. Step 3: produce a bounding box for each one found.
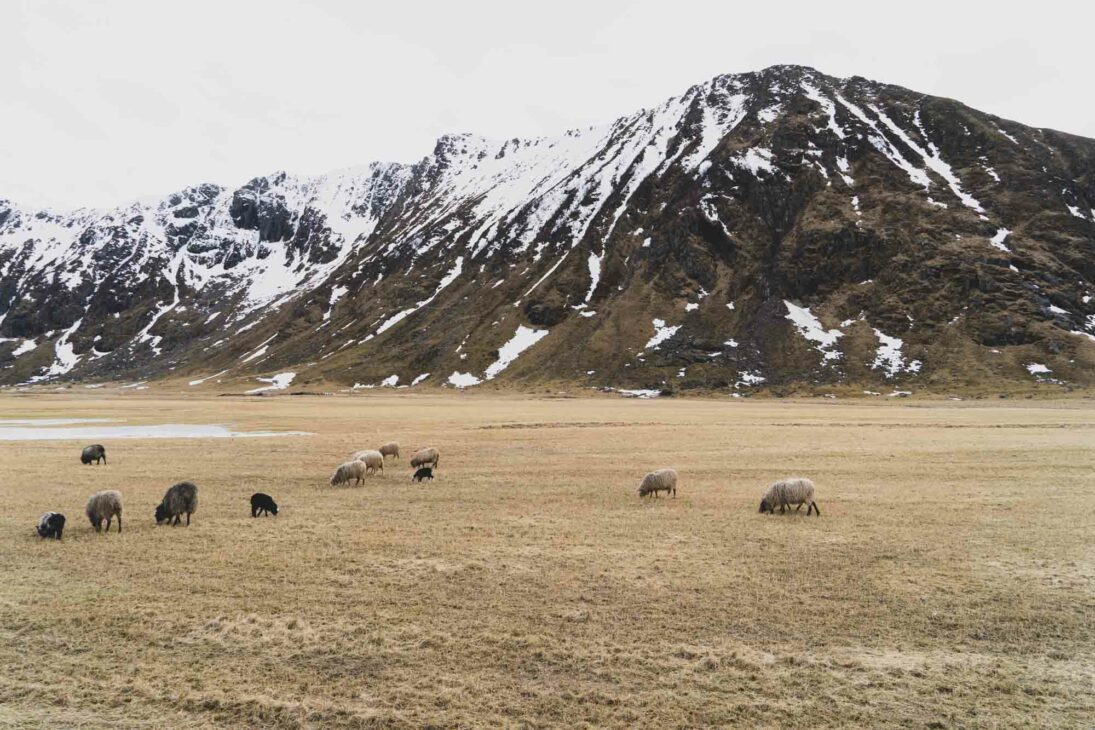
[0,419,311,441]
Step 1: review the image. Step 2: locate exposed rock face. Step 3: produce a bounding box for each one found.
[1,65,1093,392]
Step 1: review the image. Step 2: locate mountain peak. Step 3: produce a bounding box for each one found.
[1,67,1093,393]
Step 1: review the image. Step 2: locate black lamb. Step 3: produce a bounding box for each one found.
[250,492,278,517]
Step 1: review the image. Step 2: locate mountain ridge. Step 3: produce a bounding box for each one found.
[2,64,1094,394]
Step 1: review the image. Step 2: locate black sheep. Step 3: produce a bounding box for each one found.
[81,444,106,465]
[250,492,278,517]
[155,481,198,526]
[411,467,434,483]
[36,512,65,540]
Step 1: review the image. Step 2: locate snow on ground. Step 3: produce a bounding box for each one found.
[380,375,399,387]
[734,370,766,388]
[835,94,931,189]
[35,319,83,380]
[376,257,463,335]
[1067,205,1086,219]
[11,339,37,357]
[189,369,230,386]
[784,301,842,361]
[484,326,550,380]
[447,371,482,388]
[990,228,1011,252]
[871,329,922,377]
[1026,363,1051,375]
[618,388,661,398]
[684,302,699,312]
[240,334,278,363]
[411,373,430,386]
[800,81,845,140]
[245,372,295,394]
[324,286,348,321]
[732,147,777,176]
[644,319,680,350]
[583,252,602,304]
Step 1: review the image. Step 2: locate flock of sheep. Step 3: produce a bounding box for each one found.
[34,441,821,542]
[35,443,280,541]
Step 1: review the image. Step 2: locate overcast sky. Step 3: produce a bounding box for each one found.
[4,0,1092,209]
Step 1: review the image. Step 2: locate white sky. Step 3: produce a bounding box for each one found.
[4,0,1092,209]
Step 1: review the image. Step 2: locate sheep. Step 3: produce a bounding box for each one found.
[251,492,278,517]
[379,442,400,460]
[638,468,678,498]
[81,444,106,465]
[759,477,820,516]
[37,512,66,540]
[330,460,367,487]
[410,447,440,470]
[155,481,198,526]
[86,490,123,533]
[411,467,434,483]
[351,450,385,475]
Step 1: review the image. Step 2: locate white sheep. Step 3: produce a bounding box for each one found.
[378,442,400,460]
[350,450,385,475]
[759,477,820,516]
[410,447,440,470]
[330,460,367,487]
[86,490,123,533]
[638,468,678,498]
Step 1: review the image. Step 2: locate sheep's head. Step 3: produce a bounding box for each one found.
[269,503,278,515]
[154,503,169,524]
[759,498,771,513]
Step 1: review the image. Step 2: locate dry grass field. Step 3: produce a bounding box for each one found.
[0,392,1092,728]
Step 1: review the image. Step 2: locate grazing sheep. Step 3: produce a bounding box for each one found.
[379,442,400,460]
[759,477,820,516]
[410,447,440,470]
[86,490,123,533]
[81,444,106,465]
[155,481,198,526]
[330,460,367,487]
[638,468,678,498]
[351,450,385,475]
[37,512,66,540]
[251,493,278,517]
[411,467,434,483]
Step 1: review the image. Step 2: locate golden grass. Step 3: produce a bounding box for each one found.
[0,393,1092,728]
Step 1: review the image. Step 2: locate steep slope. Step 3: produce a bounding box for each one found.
[2,65,1094,393]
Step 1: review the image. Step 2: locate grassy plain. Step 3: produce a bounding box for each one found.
[0,392,1092,728]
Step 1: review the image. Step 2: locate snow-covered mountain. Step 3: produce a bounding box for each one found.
[2,64,1094,393]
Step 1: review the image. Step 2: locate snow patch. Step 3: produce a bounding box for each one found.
[784,301,842,361]
[189,369,230,386]
[447,371,482,388]
[871,329,922,377]
[644,319,680,350]
[484,326,549,380]
[245,372,295,394]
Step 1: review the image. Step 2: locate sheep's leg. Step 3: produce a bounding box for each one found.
[795,502,803,512]
[811,502,820,516]
[117,515,122,533]
[106,516,112,531]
